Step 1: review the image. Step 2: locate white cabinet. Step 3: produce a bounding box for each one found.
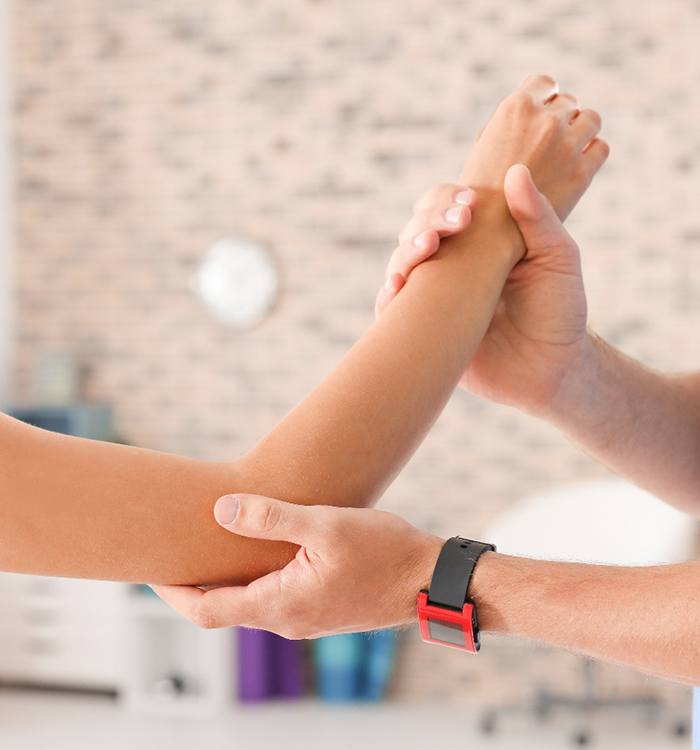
[123,590,235,715]
[0,573,129,691]
[0,575,235,714]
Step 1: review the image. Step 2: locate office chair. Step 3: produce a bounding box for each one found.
[479,479,696,746]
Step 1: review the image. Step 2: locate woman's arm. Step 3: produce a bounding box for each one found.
[0,76,607,586]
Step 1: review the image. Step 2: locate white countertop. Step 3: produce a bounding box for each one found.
[0,689,688,750]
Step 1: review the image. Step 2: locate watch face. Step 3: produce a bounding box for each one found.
[427,617,466,647]
[417,592,477,653]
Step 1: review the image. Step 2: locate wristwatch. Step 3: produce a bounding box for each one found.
[417,536,495,653]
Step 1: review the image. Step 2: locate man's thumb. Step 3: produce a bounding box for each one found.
[504,164,574,255]
[214,493,316,546]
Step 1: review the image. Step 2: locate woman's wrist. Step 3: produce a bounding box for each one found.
[450,190,525,269]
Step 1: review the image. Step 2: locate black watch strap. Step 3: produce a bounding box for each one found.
[427,537,496,611]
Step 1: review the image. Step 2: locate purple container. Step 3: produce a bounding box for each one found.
[237,628,305,702]
[272,633,305,698]
[237,628,274,702]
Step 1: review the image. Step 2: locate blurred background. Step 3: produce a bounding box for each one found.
[1,0,700,748]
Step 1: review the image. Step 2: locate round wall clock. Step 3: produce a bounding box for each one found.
[195,236,278,329]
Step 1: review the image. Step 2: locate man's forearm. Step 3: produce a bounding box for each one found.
[471,552,700,685]
[542,333,700,514]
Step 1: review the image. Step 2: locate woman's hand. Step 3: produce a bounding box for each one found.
[377,164,592,413]
[461,74,607,222]
[375,184,476,316]
[152,494,443,638]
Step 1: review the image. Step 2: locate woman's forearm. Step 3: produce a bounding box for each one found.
[239,203,521,508]
[0,207,519,586]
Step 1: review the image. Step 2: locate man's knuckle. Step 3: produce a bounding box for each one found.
[282,624,305,640]
[261,502,281,533]
[322,512,346,541]
[192,601,219,630]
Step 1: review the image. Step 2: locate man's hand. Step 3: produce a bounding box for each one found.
[379,164,594,414]
[152,494,443,638]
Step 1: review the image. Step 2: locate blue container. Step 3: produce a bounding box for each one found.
[361,630,398,701]
[312,633,364,702]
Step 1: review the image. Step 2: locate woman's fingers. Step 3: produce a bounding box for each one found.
[520,73,559,103]
[583,137,610,172]
[546,92,579,121]
[375,273,406,317]
[571,109,602,148]
[412,183,476,214]
[376,183,475,320]
[387,229,440,279]
[398,198,473,246]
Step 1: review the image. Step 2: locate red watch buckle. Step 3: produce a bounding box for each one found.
[417,591,478,653]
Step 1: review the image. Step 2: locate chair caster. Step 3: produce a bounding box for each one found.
[479,711,497,735]
[671,719,689,739]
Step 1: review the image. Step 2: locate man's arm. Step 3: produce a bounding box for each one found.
[0,77,605,586]
[472,552,700,685]
[543,336,700,515]
[156,494,700,686]
[381,163,700,515]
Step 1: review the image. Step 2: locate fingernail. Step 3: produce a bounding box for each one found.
[413,229,432,249]
[454,188,475,206]
[215,494,240,526]
[444,206,463,224]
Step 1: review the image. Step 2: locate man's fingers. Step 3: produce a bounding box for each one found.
[504,164,575,255]
[151,583,260,630]
[214,493,319,547]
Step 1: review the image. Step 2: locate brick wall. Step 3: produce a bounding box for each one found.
[12,0,700,708]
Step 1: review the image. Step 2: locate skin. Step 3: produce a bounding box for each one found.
[0,76,607,586]
[159,163,700,686]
